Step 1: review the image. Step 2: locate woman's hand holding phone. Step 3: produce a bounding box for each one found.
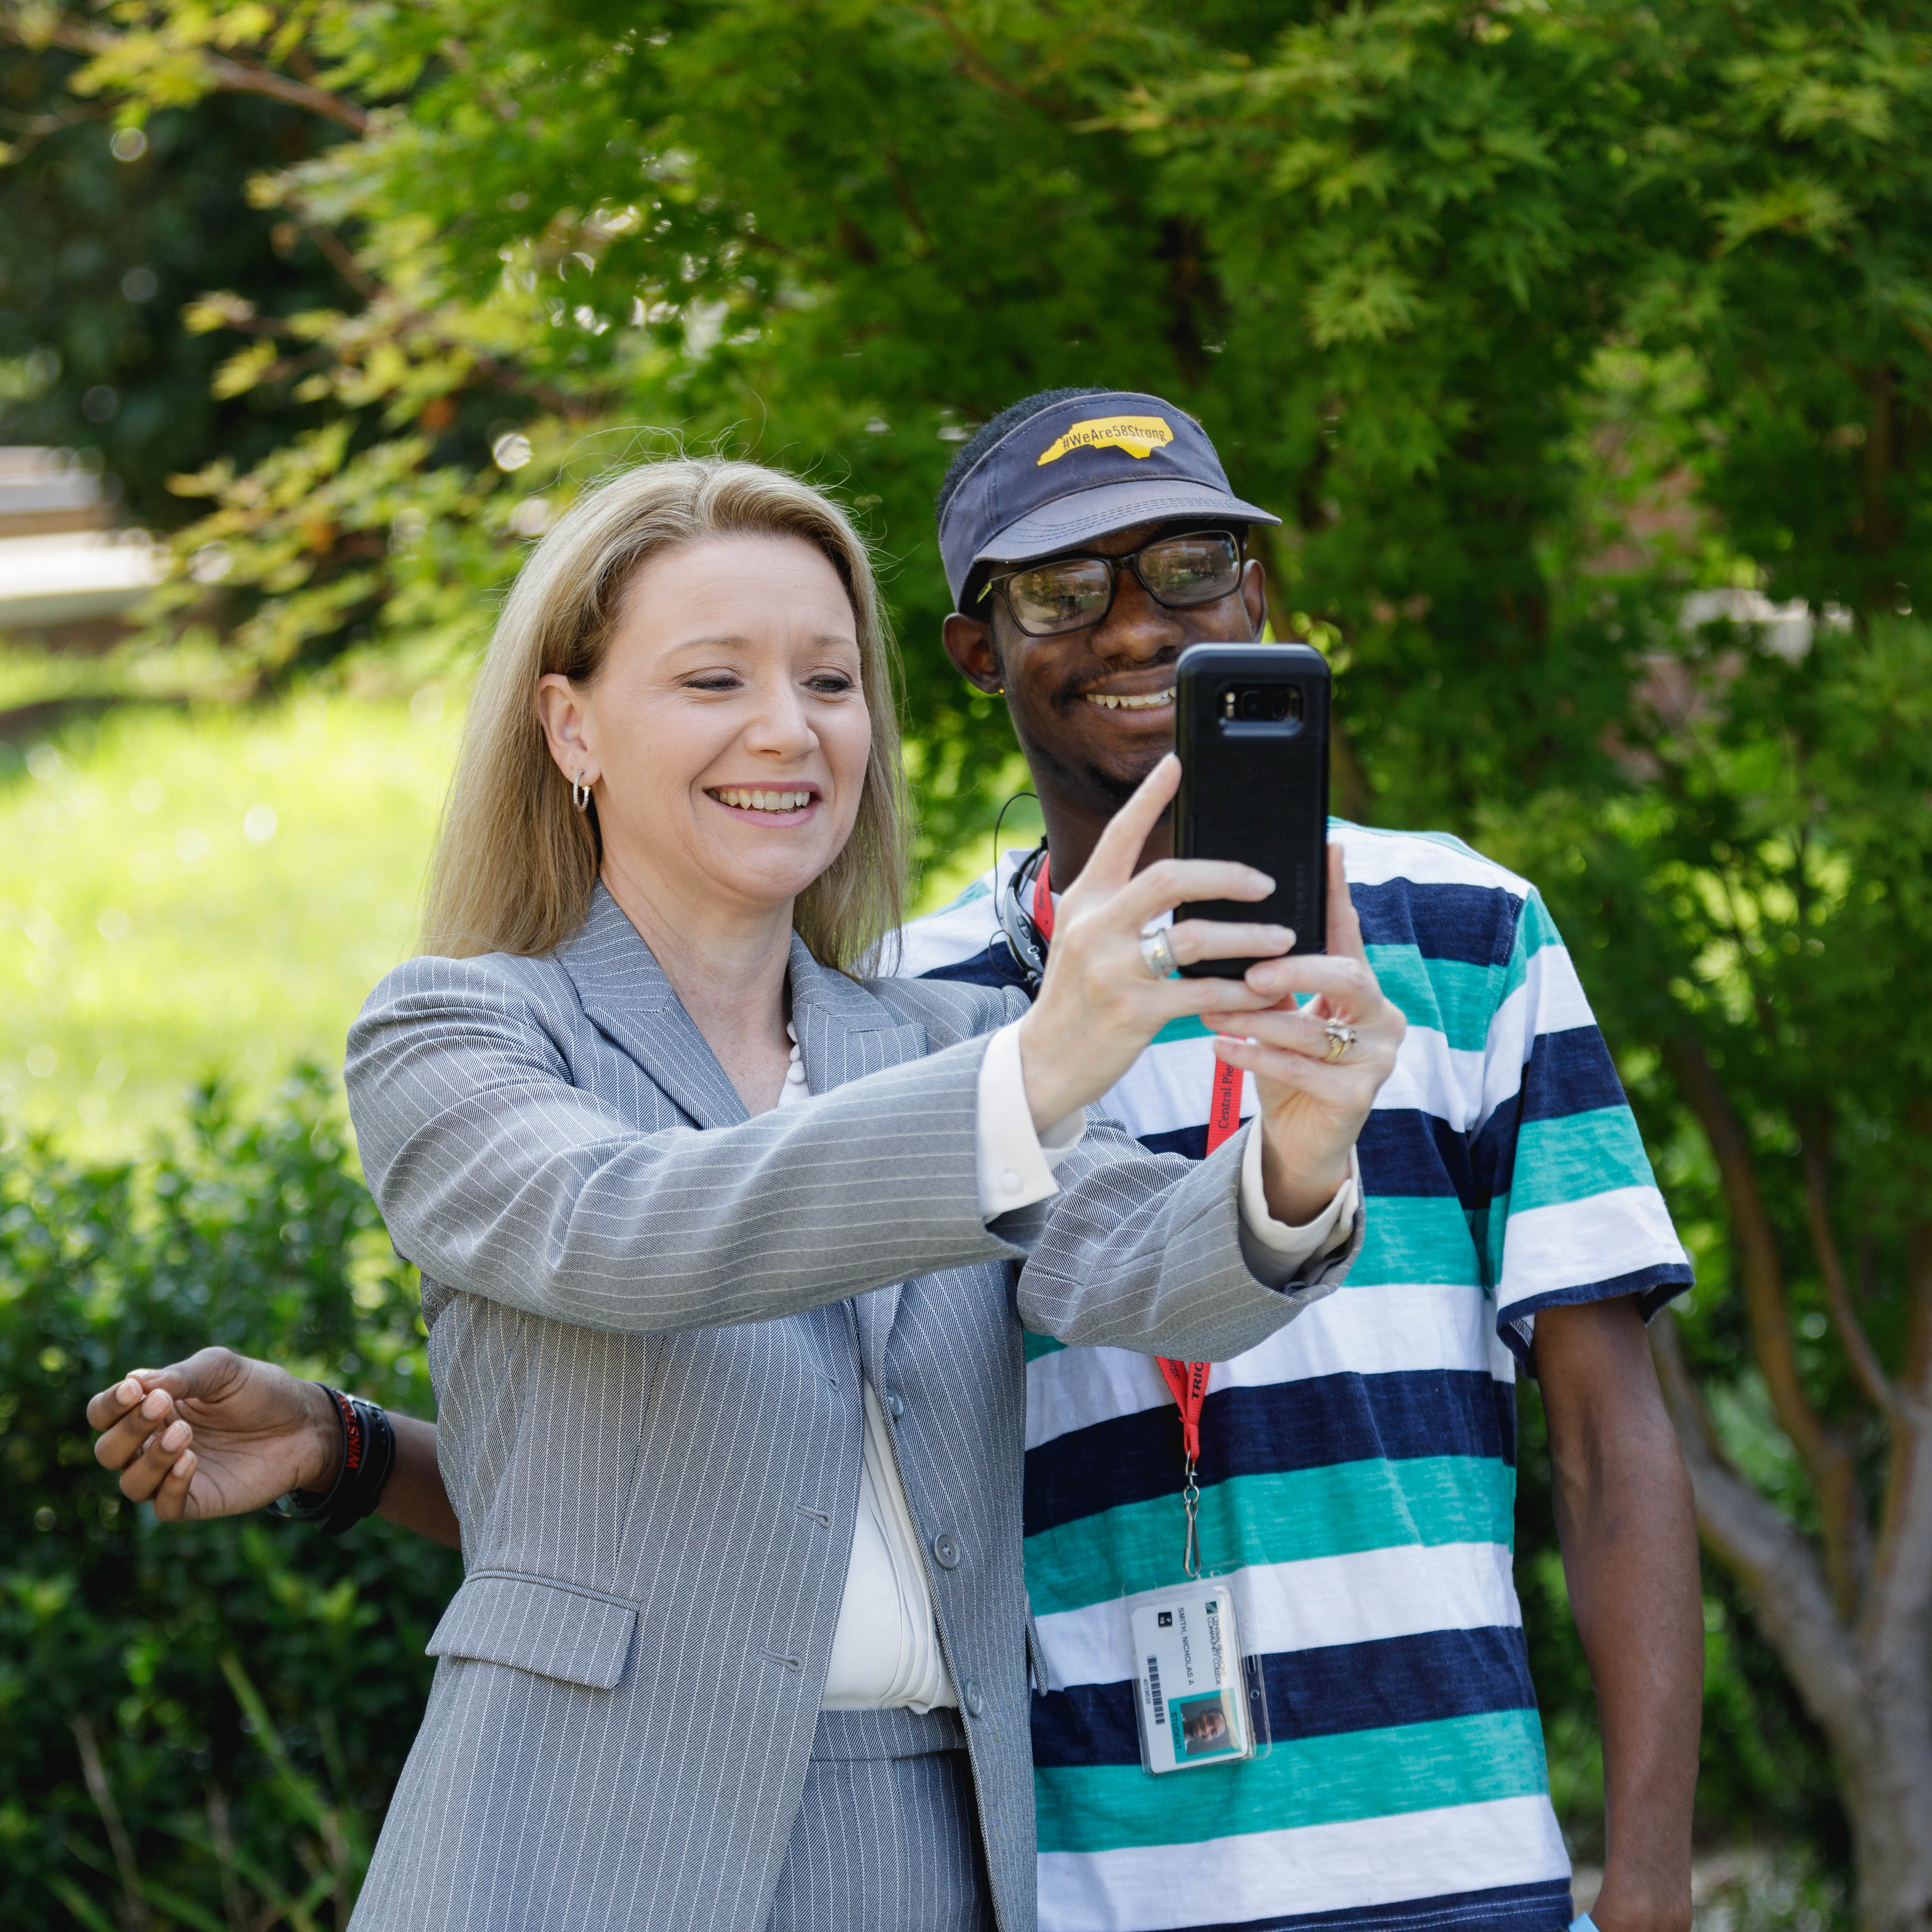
[1016,754,1405,1227]
[1016,754,1299,1126]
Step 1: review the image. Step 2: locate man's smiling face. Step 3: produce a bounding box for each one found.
[941,520,1269,823]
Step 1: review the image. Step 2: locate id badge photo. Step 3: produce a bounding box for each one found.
[1129,1581,1260,1774]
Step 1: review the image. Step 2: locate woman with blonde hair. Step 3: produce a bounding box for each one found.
[90,455,1405,1932]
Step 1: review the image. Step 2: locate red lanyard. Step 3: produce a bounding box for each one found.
[1029,850,1241,1577]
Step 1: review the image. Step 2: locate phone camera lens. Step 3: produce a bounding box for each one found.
[1237,689,1265,721]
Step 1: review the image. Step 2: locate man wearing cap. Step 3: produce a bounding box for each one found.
[900,389,1702,1932]
[89,391,1703,1932]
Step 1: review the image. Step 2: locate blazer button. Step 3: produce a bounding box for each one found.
[962,1679,985,1718]
[932,1531,962,1569]
[884,1391,904,1420]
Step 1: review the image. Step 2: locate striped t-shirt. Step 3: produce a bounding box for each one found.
[897,824,1691,1932]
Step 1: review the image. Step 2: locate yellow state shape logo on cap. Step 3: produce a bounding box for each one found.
[1036,415,1173,465]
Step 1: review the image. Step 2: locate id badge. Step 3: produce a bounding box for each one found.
[1128,1582,1261,1775]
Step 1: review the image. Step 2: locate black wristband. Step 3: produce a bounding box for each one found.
[268,1387,397,1537]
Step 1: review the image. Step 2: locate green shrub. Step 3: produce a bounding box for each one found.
[2,1066,1848,1927]
[0,1068,460,1932]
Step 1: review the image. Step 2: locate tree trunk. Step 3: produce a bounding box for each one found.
[1838,1723,1932,1932]
[1651,1315,1932,1929]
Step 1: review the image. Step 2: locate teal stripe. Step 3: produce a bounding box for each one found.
[1023,1456,1516,1618]
[1035,1709,1551,1853]
[1520,888,1563,958]
[931,876,992,913]
[1034,1192,1483,1355]
[1509,1107,1655,1216]
[1352,1192,1484,1287]
[1152,1014,1212,1045]
[1494,889,1563,1011]
[1023,1330,1066,1362]
[1362,944,1502,1053]
[1473,1190,1508,1288]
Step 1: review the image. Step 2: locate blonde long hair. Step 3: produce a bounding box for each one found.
[422,458,908,969]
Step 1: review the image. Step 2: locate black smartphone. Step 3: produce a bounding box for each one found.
[1173,642,1331,977]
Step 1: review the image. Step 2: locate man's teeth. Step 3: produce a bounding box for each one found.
[1084,688,1176,711]
[715,788,814,811]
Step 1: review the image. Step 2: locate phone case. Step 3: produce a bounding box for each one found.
[1173,642,1331,975]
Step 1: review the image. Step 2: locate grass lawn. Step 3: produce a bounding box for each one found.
[1,669,1030,1157]
[2,684,462,1155]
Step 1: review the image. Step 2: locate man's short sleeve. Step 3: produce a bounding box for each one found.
[1471,887,1693,1365]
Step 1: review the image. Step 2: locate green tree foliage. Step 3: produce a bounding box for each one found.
[0,1072,460,1929]
[0,40,352,526]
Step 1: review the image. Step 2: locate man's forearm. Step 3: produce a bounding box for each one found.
[376,1413,461,1549]
[1534,1298,1702,1932]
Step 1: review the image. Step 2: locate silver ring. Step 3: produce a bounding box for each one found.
[1138,929,1177,980]
[1321,1018,1357,1064]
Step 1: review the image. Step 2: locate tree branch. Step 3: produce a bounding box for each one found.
[4,10,372,134]
[1650,1314,1868,1731]
[1663,1036,1871,1614]
[1865,1157,1932,1658]
[295,225,605,420]
[1800,1110,1917,1424]
[0,96,111,163]
[306,224,382,304]
[70,1716,153,1932]
[905,3,1066,116]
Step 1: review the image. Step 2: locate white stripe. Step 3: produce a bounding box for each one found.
[1376,1025,1486,1130]
[1026,1282,1506,1449]
[1334,826,1534,898]
[1036,1795,1570,1931]
[897,856,1022,976]
[1498,1184,1689,1306]
[1035,1543,1523,1688]
[1092,1022,1487,1141]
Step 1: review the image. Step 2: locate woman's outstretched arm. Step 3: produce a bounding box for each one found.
[86,1349,459,1548]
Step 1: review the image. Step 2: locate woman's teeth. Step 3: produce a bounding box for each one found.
[1084,688,1176,711]
[714,788,815,812]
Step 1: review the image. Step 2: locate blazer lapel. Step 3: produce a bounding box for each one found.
[789,939,931,1375]
[560,903,934,1371]
[558,886,748,1131]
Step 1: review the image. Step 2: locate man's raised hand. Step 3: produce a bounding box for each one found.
[86,1348,342,1521]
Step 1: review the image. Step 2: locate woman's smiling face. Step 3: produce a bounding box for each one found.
[537,533,872,923]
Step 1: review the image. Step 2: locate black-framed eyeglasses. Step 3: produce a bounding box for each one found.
[981,530,1246,638]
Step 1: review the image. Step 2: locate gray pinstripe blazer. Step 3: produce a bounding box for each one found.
[342,885,1355,1932]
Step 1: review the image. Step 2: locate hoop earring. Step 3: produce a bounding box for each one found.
[571,772,591,811]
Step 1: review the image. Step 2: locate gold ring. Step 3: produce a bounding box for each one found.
[1321,1019,1357,1064]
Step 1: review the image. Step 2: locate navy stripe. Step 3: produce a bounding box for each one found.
[1472,1025,1633,1197]
[916,938,1032,990]
[1351,878,1521,970]
[1142,1879,1575,1932]
[922,876,1530,984]
[1138,1120,1211,1161]
[1511,1024,1628,1126]
[1358,1107,1474,1201]
[1025,1371,1515,1537]
[1498,1263,1693,1364]
[1138,1111,1472,1206]
[1031,1626,1538,1768]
